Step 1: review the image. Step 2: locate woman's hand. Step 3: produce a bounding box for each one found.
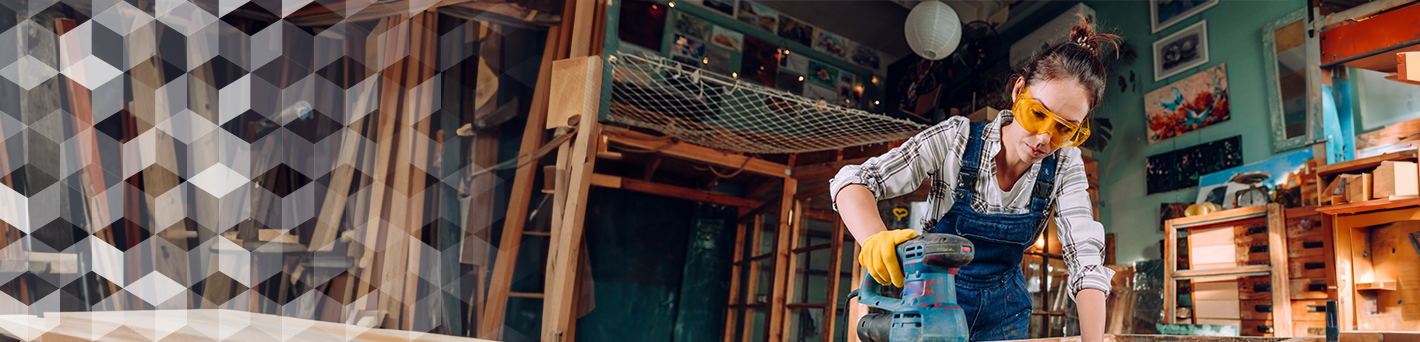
[858,229,919,287]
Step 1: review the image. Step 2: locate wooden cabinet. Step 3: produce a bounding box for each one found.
[1165,204,1295,337]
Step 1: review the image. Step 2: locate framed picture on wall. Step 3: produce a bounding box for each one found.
[1150,0,1217,33]
[1152,20,1208,81]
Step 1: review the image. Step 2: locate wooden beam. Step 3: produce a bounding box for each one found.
[723,211,749,342]
[1170,265,1273,279]
[477,18,562,339]
[767,178,798,342]
[779,199,806,341]
[1266,204,1295,337]
[543,56,604,342]
[603,127,790,178]
[1165,215,1177,324]
[590,174,762,208]
[791,157,868,180]
[846,242,866,342]
[742,215,766,342]
[822,217,845,342]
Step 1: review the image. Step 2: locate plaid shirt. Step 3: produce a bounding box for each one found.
[830,111,1114,300]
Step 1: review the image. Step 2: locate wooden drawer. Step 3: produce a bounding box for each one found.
[1289,278,1331,300]
[1240,319,1275,337]
[1287,235,1331,259]
[1238,276,1272,300]
[1234,224,1269,243]
[1293,319,1328,336]
[1291,300,1331,321]
[1288,255,1331,279]
[1234,243,1272,266]
[1285,215,1327,238]
[1240,299,1273,320]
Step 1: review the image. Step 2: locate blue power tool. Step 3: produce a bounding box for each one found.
[855,233,975,342]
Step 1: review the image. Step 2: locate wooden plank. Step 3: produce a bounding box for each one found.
[590,173,764,208]
[1266,204,1293,337]
[742,214,766,342]
[779,199,805,341]
[768,178,798,342]
[395,13,440,329]
[822,217,845,342]
[477,20,562,339]
[1316,150,1418,176]
[1320,197,1420,216]
[723,214,749,342]
[542,56,604,342]
[603,126,790,178]
[1333,212,1358,330]
[1165,216,1178,324]
[1172,265,1273,279]
[1169,206,1270,229]
[846,243,865,342]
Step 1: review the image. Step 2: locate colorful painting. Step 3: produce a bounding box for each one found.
[672,34,705,59]
[736,1,778,33]
[814,30,852,60]
[675,12,711,40]
[777,15,814,47]
[807,60,838,88]
[1145,135,1242,194]
[1145,63,1230,144]
[616,0,667,51]
[779,53,808,74]
[851,45,881,70]
[702,0,736,17]
[710,26,743,51]
[1198,148,1312,193]
[740,35,779,86]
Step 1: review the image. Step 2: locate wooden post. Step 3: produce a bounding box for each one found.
[1266,204,1295,337]
[768,177,798,342]
[1165,215,1178,324]
[541,56,604,342]
[823,217,846,342]
[723,209,749,342]
[846,243,866,342]
[743,215,766,342]
[780,199,805,340]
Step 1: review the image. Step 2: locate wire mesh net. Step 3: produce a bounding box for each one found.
[606,52,929,154]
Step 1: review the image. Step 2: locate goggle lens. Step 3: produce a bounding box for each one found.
[1011,88,1090,148]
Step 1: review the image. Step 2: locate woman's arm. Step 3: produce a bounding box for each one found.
[830,117,967,238]
[836,184,888,243]
[1077,288,1106,342]
[1051,148,1115,342]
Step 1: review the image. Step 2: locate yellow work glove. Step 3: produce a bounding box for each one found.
[858,229,919,288]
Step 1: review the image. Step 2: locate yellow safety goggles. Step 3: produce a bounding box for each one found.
[1011,87,1091,149]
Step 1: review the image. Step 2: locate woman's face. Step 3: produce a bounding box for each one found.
[1006,78,1092,165]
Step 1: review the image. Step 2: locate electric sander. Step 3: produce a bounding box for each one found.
[854,233,975,342]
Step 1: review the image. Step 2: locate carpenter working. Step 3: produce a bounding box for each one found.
[832,17,1118,342]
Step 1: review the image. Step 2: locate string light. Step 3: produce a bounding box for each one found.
[874,100,880,105]
[732,72,738,78]
[798,76,804,81]
[703,58,709,64]
[668,1,675,7]
[871,77,879,83]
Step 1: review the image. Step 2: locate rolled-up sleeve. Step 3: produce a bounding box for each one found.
[1052,148,1115,301]
[829,118,964,211]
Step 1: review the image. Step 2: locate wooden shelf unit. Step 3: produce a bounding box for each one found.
[1165,204,1296,337]
[1315,195,1420,332]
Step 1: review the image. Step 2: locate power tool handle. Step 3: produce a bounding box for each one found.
[855,272,914,312]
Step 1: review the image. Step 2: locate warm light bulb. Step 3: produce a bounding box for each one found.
[668,1,675,7]
[703,58,709,64]
[732,72,738,78]
[874,100,880,105]
[798,76,804,81]
[1034,235,1045,249]
[872,77,879,83]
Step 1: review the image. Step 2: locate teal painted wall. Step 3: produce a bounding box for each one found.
[1081,0,1307,265]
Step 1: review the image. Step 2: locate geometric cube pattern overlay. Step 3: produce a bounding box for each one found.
[0,0,520,339]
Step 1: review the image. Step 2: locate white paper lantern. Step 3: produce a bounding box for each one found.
[904,1,962,61]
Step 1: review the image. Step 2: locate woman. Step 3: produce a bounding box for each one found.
[831,18,1117,342]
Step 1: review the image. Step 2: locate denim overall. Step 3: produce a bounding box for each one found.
[930,122,1057,341]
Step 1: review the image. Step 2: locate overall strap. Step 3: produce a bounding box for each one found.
[1028,152,1060,213]
[953,122,988,203]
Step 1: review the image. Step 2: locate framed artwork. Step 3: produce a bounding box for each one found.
[1153,20,1209,81]
[736,1,778,33]
[710,26,743,51]
[1151,0,1217,33]
[777,15,814,47]
[1145,63,1229,144]
[702,0,736,17]
[851,45,881,70]
[672,35,706,60]
[616,0,667,51]
[1145,135,1242,194]
[740,35,779,86]
[813,30,852,61]
[807,60,838,89]
[675,12,711,40]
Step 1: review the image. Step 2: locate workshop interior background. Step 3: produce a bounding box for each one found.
[0,0,1419,341]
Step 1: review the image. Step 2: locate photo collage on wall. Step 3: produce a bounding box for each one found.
[1145,135,1243,194]
[673,0,883,110]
